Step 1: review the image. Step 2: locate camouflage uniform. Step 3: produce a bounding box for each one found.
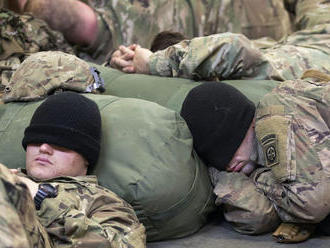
[0,163,146,248]
[0,9,73,98]
[148,0,330,81]
[209,75,330,234]
[87,0,292,59]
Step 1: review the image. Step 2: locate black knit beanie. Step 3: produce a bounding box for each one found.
[180,82,255,171]
[22,92,101,169]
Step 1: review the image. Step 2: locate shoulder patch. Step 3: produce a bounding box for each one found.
[261,134,279,167]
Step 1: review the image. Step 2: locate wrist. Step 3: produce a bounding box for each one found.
[34,183,58,210]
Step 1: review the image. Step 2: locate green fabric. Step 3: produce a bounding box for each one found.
[0,65,280,242]
[0,94,215,242]
[93,64,279,112]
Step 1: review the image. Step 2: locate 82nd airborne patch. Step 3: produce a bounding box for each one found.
[261,134,279,167]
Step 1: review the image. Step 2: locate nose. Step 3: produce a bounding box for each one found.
[39,143,54,154]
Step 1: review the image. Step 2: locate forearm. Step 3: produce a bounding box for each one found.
[149,30,330,81]
[210,169,280,234]
[148,33,269,80]
[39,190,145,247]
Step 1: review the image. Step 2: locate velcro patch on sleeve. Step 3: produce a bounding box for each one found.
[261,134,279,167]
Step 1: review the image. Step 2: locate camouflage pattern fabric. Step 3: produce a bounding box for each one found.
[0,163,52,248]
[2,51,105,103]
[209,76,330,234]
[148,29,330,81]
[293,0,330,30]
[86,0,292,60]
[148,0,330,81]
[36,174,146,248]
[0,163,146,248]
[0,9,73,97]
[194,0,292,41]
[0,0,310,64]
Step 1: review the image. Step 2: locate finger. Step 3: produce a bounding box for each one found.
[10,169,19,174]
[111,49,123,58]
[112,58,134,69]
[109,58,120,69]
[129,44,139,51]
[119,45,135,55]
[122,51,135,60]
[118,46,135,60]
[122,66,136,73]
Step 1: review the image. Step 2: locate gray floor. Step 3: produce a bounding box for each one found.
[148,216,330,248]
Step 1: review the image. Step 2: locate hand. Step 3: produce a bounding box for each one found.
[227,160,257,176]
[110,44,137,72]
[10,169,19,174]
[17,176,39,198]
[132,46,153,74]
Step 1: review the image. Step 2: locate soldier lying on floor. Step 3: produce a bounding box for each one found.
[179,71,330,243]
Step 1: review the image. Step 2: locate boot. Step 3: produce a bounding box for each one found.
[273,222,316,243]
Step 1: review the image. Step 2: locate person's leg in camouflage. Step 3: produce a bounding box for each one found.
[0,163,52,247]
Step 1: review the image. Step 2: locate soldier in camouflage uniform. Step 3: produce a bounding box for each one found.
[7,0,294,63]
[180,71,330,242]
[110,0,330,81]
[0,92,146,247]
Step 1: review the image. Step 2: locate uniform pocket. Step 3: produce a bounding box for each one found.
[256,113,296,183]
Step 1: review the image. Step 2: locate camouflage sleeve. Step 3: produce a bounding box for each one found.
[209,167,280,235]
[148,24,330,81]
[254,78,330,223]
[0,163,51,248]
[38,182,146,248]
[148,33,268,80]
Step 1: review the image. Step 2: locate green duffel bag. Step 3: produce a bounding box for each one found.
[0,94,215,241]
[92,64,280,111]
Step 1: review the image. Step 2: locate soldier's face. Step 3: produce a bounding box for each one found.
[25,143,88,180]
[226,119,258,175]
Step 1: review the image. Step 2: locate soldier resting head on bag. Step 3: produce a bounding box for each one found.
[180,79,330,243]
[0,91,146,247]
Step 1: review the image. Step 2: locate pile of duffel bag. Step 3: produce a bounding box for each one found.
[0,64,279,241]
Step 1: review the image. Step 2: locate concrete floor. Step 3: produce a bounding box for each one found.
[148,215,330,248]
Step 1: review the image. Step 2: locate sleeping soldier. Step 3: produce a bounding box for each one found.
[7,0,294,63]
[0,92,146,247]
[109,0,330,81]
[180,72,330,243]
